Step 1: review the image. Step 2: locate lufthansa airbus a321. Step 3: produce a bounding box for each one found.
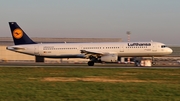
[6,22,173,66]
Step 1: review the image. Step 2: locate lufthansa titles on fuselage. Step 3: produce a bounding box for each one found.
[43,46,54,50]
[128,43,151,46]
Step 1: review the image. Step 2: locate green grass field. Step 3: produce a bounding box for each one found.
[0,67,180,101]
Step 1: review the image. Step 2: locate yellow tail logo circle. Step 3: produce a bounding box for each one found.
[13,28,23,39]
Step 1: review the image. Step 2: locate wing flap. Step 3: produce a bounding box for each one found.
[81,50,103,55]
[80,50,117,56]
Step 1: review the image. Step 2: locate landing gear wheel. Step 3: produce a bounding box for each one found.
[152,61,156,65]
[135,62,141,67]
[88,61,94,66]
[134,60,141,67]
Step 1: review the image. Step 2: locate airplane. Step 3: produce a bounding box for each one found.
[6,22,173,66]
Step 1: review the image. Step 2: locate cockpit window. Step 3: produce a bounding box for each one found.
[161,45,167,48]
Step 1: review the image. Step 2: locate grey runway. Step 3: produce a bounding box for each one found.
[0,62,180,69]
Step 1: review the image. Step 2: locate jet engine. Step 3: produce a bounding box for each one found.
[100,54,118,62]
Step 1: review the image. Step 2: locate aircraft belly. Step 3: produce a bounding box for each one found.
[44,54,85,58]
[118,52,166,57]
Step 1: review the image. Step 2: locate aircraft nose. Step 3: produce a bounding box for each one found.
[167,48,173,54]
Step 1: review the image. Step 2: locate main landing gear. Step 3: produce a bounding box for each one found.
[88,61,94,66]
[87,56,97,66]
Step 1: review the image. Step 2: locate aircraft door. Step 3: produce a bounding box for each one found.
[34,45,39,55]
[120,45,124,52]
[152,43,157,52]
[79,45,83,50]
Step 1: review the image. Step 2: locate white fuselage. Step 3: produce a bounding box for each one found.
[7,42,173,58]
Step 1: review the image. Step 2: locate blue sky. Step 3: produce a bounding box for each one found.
[0,0,180,44]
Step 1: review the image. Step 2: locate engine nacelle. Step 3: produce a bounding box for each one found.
[100,54,118,62]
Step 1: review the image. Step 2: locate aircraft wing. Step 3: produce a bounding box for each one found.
[81,50,103,55]
[80,50,117,57]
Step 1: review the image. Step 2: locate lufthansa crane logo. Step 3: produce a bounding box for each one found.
[13,28,23,39]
